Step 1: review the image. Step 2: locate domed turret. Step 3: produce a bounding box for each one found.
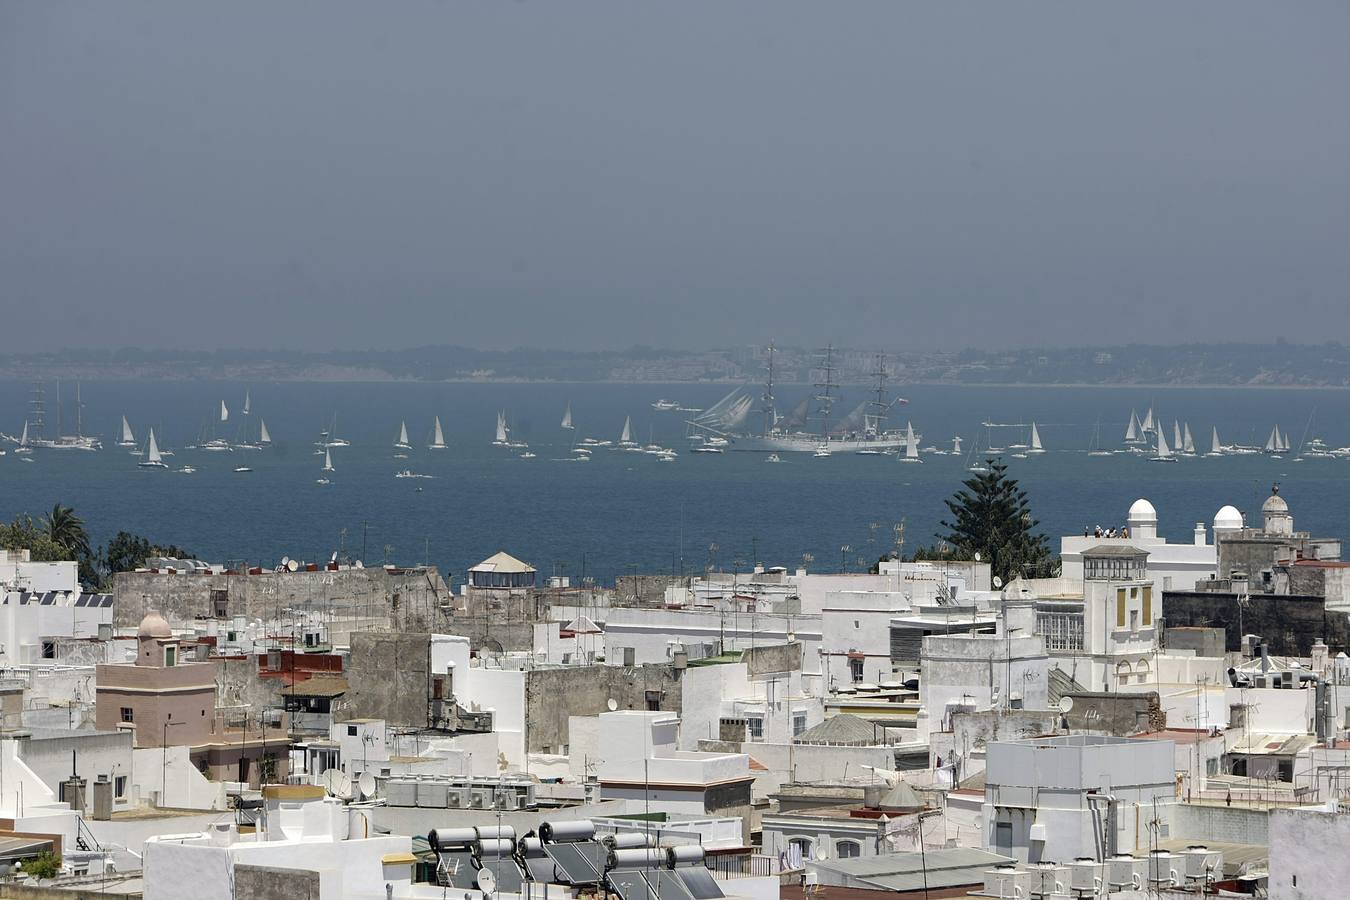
[1213,505,1243,535]
[136,611,176,667]
[1262,484,1292,535]
[137,612,172,639]
[1127,498,1157,540]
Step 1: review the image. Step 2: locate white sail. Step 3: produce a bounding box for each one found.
[1266,426,1279,453]
[431,416,447,449]
[1125,410,1140,442]
[19,421,28,447]
[561,403,573,430]
[1142,407,1155,433]
[323,448,334,472]
[220,400,229,423]
[952,435,962,454]
[1029,422,1044,452]
[259,419,272,444]
[1183,423,1195,455]
[120,415,135,444]
[620,416,632,444]
[1156,426,1172,459]
[146,428,162,464]
[903,422,920,460]
[1281,430,1292,453]
[495,412,508,444]
[1173,421,1182,451]
[1210,426,1222,455]
[243,391,251,415]
[397,421,410,446]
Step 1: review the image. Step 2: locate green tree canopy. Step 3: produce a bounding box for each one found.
[103,531,193,580]
[934,459,1055,583]
[0,514,68,562]
[42,503,91,561]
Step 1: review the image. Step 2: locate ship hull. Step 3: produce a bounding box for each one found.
[715,433,913,453]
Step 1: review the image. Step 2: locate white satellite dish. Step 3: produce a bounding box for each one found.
[321,768,352,799]
[354,560,364,569]
[280,556,290,568]
[992,575,1003,589]
[358,771,377,799]
[287,558,299,572]
[1058,696,1075,714]
[476,867,497,895]
[606,698,618,711]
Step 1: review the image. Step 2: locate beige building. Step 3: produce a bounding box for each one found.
[96,613,290,787]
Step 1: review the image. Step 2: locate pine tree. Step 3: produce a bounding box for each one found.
[936,460,1054,583]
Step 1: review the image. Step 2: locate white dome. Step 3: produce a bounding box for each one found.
[1127,498,1157,522]
[1213,505,1243,530]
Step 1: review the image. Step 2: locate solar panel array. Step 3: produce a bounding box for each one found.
[543,841,608,885]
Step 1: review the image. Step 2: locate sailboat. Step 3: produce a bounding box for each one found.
[1150,422,1178,462]
[320,414,350,448]
[14,422,32,455]
[898,421,922,463]
[493,411,509,446]
[220,400,229,423]
[138,428,168,469]
[395,421,412,450]
[1125,410,1143,444]
[1172,421,1183,454]
[428,416,447,450]
[1207,426,1225,457]
[1141,407,1156,434]
[1027,422,1045,455]
[243,390,251,416]
[118,415,137,448]
[1181,423,1196,456]
[1087,419,1112,457]
[259,419,271,446]
[966,427,989,473]
[618,416,637,448]
[315,447,334,484]
[1265,425,1282,456]
[561,403,574,430]
[951,435,962,456]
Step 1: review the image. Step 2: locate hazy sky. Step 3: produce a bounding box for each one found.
[3,2,1349,352]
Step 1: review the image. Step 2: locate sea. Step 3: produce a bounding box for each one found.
[2,380,1348,585]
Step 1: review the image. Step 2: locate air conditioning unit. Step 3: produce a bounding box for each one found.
[1107,854,1145,891]
[447,788,468,808]
[417,780,449,808]
[1068,858,1098,895]
[1148,851,1181,887]
[470,789,491,809]
[1026,863,1066,898]
[499,793,520,811]
[983,867,1032,898]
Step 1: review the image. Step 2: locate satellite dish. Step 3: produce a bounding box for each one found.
[1058,696,1075,713]
[992,576,1003,589]
[359,771,377,799]
[287,558,299,572]
[476,867,497,895]
[606,698,618,711]
[321,769,352,800]
[354,560,364,569]
[280,556,290,568]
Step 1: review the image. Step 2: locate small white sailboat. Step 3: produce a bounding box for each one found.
[1173,421,1183,453]
[243,390,251,416]
[233,465,252,473]
[1265,425,1282,455]
[618,416,636,447]
[766,453,782,463]
[1087,419,1112,457]
[1027,422,1045,454]
[429,416,447,450]
[322,447,334,472]
[1141,407,1156,434]
[138,428,168,469]
[14,421,32,454]
[1151,422,1178,462]
[899,421,922,463]
[493,411,509,446]
[220,400,229,423]
[951,435,963,455]
[394,420,411,450]
[1207,426,1225,457]
[1181,423,1196,456]
[813,443,833,458]
[259,419,272,446]
[1125,409,1142,443]
[118,415,136,447]
[519,450,537,459]
[561,403,574,430]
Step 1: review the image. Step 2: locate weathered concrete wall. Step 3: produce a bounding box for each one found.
[446,620,534,653]
[1062,691,1165,734]
[234,863,321,900]
[1169,802,1268,845]
[1163,590,1350,655]
[615,575,686,606]
[742,642,802,676]
[1268,807,1350,900]
[1165,626,1226,658]
[524,665,683,753]
[337,632,430,727]
[113,566,448,628]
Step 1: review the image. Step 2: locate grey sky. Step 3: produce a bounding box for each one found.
[3,2,1348,352]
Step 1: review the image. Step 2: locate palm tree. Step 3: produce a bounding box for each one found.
[42,503,91,562]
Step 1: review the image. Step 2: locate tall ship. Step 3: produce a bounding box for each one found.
[24,382,102,450]
[687,345,910,453]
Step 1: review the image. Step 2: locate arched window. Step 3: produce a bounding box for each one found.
[1115,660,1133,685]
[835,840,862,858]
[788,838,812,859]
[1134,658,1151,684]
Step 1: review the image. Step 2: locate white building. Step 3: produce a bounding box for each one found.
[982,735,1176,864]
[0,549,113,666]
[678,658,823,750]
[921,597,1049,725]
[1060,499,1218,593]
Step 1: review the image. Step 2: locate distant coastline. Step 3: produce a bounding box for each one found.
[3,341,1348,388]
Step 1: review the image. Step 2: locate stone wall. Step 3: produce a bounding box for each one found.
[1165,626,1226,658]
[524,665,683,753]
[1062,691,1165,734]
[337,632,431,727]
[742,642,802,676]
[234,864,321,900]
[112,566,448,628]
[1163,590,1350,655]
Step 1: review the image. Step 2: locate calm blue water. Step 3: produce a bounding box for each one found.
[1,380,1347,584]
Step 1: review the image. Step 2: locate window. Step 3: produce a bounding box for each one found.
[1037,612,1084,652]
[835,840,861,859]
[41,640,55,660]
[114,776,127,799]
[120,707,134,723]
[347,725,358,737]
[1129,609,1139,632]
[1116,660,1132,685]
[793,714,807,737]
[164,645,177,667]
[849,658,864,683]
[995,822,1013,855]
[1116,589,1127,628]
[1142,586,1153,625]
[747,717,764,740]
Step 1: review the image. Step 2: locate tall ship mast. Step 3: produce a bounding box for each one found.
[760,343,777,436]
[812,344,837,439]
[27,381,101,450]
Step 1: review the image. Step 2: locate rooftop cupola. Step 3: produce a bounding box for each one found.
[1127,498,1157,540]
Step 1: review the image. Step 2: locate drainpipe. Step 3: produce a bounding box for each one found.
[1085,793,1119,860]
